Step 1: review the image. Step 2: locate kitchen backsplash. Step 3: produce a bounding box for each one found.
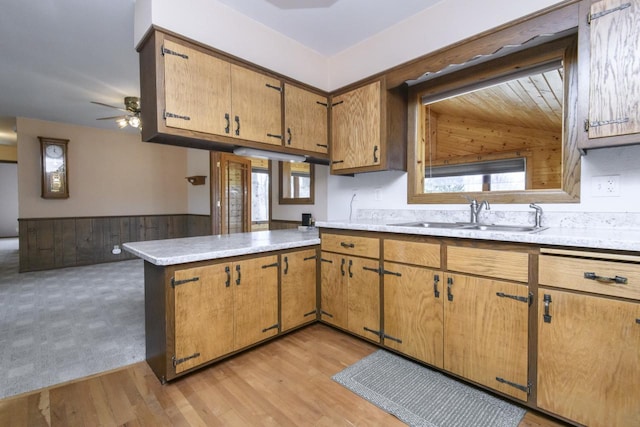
[356,209,640,230]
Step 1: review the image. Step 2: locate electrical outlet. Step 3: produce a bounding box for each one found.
[374,188,382,201]
[592,175,620,197]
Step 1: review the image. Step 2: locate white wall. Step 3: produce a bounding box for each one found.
[134,0,329,90]
[0,162,19,236]
[186,148,211,215]
[17,117,188,218]
[324,144,640,221]
[270,163,329,222]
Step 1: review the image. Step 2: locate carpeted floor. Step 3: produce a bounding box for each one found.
[0,238,145,400]
[333,349,526,427]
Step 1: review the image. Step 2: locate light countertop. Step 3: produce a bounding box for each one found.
[123,229,320,266]
[315,220,640,252]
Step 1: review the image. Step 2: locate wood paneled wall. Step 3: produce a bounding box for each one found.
[18,214,211,272]
[269,219,300,230]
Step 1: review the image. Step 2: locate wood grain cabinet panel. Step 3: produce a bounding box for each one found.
[539,253,640,300]
[284,83,329,154]
[330,78,406,174]
[383,239,441,268]
[444,273,529,401]
[281,248,318,332]
[383,262,444,368]
[321,233,379,258]
[163,39,231,136]
[586,0,640,141]
[537,289,640,426]
[320,251,381,341]
[172,255,278,376]
[447,246,529,282]
[173,264,234,374]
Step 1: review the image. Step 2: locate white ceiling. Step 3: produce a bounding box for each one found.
[0,0,440,144]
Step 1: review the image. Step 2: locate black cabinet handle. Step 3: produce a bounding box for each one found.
[348,260,353,278]
[447,277,454,302]
[235,264,241,285]
[433,274,440,298]
[340,258,345,276]
[543,294,552,323]
[235,116,240,136]
[340,242,355,249]
[224,113,230,134]
[225,266,230,287]
[584,272,627,284]
[287,127,292,145]
[373,145,379,163]
[284,256,289,275]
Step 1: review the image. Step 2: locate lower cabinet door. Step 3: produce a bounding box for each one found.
[281,249,318,332]
[320,252,347,328]
[233,255,279,350]
[444,273,529,401]
[383,262,444,368]
[537,289,640,427]
[347,256,381,341]
[173,263,234,374]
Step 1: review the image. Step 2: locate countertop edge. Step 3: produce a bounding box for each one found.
[315,221,640,252]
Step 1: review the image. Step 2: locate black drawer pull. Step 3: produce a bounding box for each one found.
[584,272,627,284]
[340,242,355,249]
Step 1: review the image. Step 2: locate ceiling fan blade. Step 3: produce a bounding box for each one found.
[96,115,126,120]
[91,101,128,112]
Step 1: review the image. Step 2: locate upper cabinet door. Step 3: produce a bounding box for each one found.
[163,39,231,135]
[331,81,381,172]
[231,64,283,146]
[588,0,640,139]
[284,83,329,154]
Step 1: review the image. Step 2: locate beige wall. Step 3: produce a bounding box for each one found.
[17,117,188,218]
[0,145,17,162]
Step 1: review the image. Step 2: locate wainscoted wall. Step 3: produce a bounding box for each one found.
[18,214,211,272]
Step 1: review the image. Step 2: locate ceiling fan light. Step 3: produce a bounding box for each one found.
[116,118,128,128]
[127,116,141,129]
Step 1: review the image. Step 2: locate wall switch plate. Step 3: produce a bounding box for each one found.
[592,175,620,197]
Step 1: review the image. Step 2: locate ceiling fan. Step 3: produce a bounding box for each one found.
[91,96,141,129]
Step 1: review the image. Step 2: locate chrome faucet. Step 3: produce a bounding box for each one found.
[469,199,490,224]
[529,203,544,228]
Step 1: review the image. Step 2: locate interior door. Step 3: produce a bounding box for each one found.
[211,153,252,235]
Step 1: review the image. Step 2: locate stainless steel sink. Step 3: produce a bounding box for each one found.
[464,224,548,233]
[387,221,547,233]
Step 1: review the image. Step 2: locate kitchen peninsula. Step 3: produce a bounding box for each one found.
[123,229,320,383]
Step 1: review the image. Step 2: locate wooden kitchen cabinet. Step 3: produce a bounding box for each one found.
[382,238,443,367]
[281,248,318,332]
[330,78,406,174]
[320,232,381,341]
[444,273,530,401]
[581,0,640,149]
[444,245,530,401]
[537,289,640,427]
[383,263,444,368]
[284,83,329,154]
[162,38,282,145]
[537,248,640,426]
[152,254,279,380]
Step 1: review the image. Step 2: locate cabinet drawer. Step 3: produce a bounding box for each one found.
[539,254,640,301]
[321,233,379,258]
[447,246,529,283]
[384,239,440,268]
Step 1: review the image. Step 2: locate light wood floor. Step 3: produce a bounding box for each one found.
[0,324,569,426]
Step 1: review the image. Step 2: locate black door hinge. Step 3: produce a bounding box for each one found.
[496,377,531,394]
[171,276,199,288]
[363,327,382,337]
[587,2,631,24]
[172,352,200,367]
[496,292,530,304]
[161,46,189,59]
[164,111,191,121]
[383,333,402,344]
[262,323,279,333]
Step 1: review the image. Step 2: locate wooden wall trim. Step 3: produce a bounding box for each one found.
[18,214,211,272]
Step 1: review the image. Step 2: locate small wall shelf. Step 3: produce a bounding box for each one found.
[186,175,206,185]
